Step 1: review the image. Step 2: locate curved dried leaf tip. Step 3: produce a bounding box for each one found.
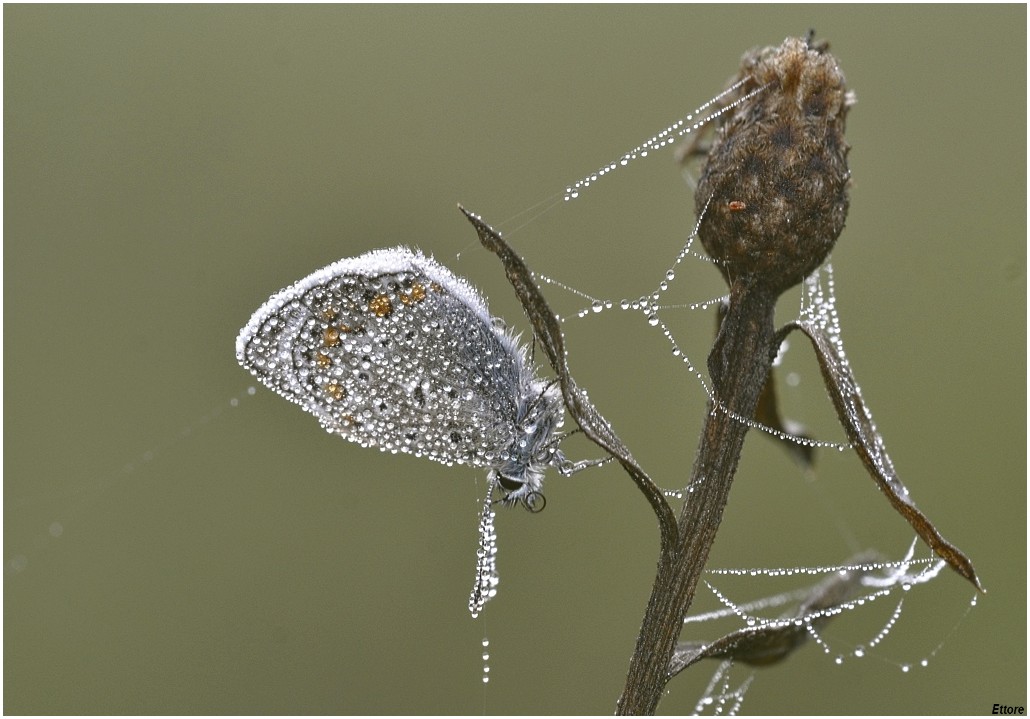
[790,315,984,592]
[697,35,855,296]
[780,268,983,592]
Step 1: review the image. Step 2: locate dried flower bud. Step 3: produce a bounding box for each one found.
[697,35,854,296]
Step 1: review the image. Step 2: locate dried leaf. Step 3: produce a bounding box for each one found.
[458,206,678,551]
[755,371,816,469]
[779,314,983,592]
[669,554,880,676]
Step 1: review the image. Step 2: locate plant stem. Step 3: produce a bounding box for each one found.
[617,281,777,715]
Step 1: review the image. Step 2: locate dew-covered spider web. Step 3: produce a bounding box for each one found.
[686,539,979,714]
[461,80,979,712]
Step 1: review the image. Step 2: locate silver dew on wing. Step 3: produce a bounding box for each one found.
[236,246,565,502]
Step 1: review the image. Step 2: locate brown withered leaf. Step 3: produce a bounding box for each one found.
[755,370,816,469]
[458,205,679,552]
[777,315,983,592]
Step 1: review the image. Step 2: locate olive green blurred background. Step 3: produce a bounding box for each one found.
[5,5,1025,715]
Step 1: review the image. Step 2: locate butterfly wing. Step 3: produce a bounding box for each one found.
[236,247,530,471]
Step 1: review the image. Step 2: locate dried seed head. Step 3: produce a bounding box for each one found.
[696,35,854,296]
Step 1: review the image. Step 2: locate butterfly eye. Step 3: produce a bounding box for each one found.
[496,474,524,493]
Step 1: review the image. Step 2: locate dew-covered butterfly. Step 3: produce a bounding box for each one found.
[236,246,572,511]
